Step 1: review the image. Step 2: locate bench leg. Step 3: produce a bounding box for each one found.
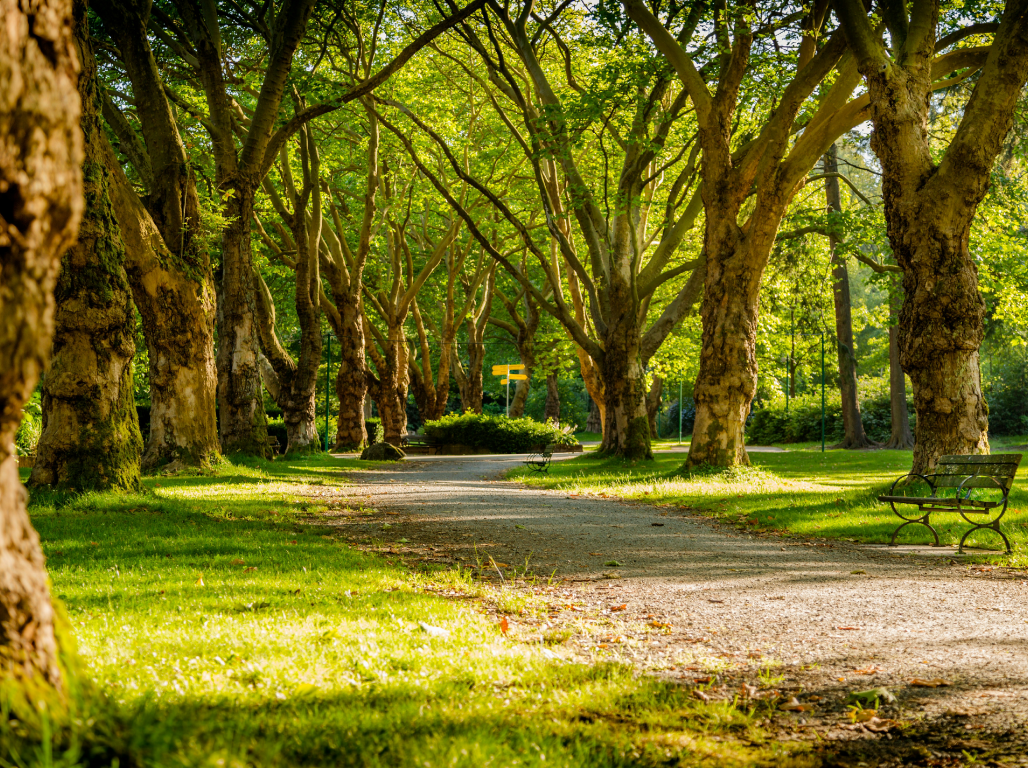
[889,513,939,548]
[958,520,1013,555]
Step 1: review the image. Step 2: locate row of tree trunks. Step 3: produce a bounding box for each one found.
[31,6,142,491]
[1,0,84,698]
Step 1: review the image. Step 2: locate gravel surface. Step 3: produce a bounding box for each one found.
[327,453,1028,763]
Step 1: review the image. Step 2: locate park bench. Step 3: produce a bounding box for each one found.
[879,454,1022,554]
[401,433,438,448]
[267,436,281,455]
[524,444,554,474]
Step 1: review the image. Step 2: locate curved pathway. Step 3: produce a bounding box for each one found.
[326,453,1028,761]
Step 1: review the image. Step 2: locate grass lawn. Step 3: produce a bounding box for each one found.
[3,454,810,768]
[509,444,1028,567]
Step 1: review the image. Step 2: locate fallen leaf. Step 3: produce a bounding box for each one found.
[692,689,712,702]
[589,552,603,556]
[854,666,881,675]
[850,708,878,723]
[651,522,665,527]
[231,559,245,566]
[836,626,862,631]
[851,570,867,575]
[610,604,628,612]
[779,697,813,712]
[90,541,99,547]
[385,512,400,516]
[707,599,725,604]
[847,688,897,706]
[244,566,257,573]
[910,678,951,688]
[195,574,204,586]
[499,616,509,635]
[604,560,622,567]
[649,620,672,630]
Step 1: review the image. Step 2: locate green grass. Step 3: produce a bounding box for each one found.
[3,454,809,768]
[511,447,1028,566]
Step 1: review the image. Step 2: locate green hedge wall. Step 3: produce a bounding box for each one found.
[422,413,577,453]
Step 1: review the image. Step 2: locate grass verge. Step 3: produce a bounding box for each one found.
[508,448,1028,567]
[4,454,809,767]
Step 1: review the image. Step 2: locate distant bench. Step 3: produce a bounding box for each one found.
[879,454,1022,554]
[524,444,554,474]
[400,434,438,451]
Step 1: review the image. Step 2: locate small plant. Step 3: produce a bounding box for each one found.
[757,661,784,688]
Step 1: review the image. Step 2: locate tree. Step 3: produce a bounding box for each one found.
[381,4,707,459]
[254,120,325,455]
[30,0,143,491]
[835,0,1028,471]
[93,0,220,471]
[824,144,875,449]
[1,0,82,698]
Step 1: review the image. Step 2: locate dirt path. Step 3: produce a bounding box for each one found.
[326,454,1028,765]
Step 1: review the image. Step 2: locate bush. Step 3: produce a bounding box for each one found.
[984,360,1028,436]
[15,394,42,456]
[365,418,383,444]
[746,378,915,445]
[265,418,288,450]
[422,412,578,453]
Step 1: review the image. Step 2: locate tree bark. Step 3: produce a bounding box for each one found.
[885,283,915,449]
[544,373,561,424]
[586,397,603,433]
[597,288,651,459]
[368,323,409,446]
[31,8,143,491]
[104,141,219,470]
[825,144,875,449]
[1,0,83,696]
[93,0,220,471]
[836,0,1028,471]
[331,298,368,449]
[646,375,663,439]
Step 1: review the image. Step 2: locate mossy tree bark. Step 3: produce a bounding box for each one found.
[544,374,561,424]
[0,0,82,698]
[824,144,875,450]
[646,376,663,439]
[451,263,496,416]
[30,4,143,491]
[92,0,219,471]
[836,0,1028,472]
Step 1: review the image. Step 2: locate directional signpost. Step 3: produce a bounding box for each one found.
[492,364,527,416]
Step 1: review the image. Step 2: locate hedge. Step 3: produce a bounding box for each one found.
[422,412,577,453]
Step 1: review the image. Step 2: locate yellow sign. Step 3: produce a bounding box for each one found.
[507,373,528,380]
[492,364,526,374]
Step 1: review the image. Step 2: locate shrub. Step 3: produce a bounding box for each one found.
[266,418,288,450]
[422,412,578,453]
[745,378,915,445]
[15,395,42,456]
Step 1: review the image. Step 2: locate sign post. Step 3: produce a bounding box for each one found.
[492,364,527,416]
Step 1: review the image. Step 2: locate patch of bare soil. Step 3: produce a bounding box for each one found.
[317,454,1028,767]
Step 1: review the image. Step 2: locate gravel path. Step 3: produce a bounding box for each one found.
[328,453,1028,761]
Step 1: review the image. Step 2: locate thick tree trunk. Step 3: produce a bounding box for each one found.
[0,0,83,697]
[332,299,368,449]
[93,0,220,471]
[886,285,915,449]
[596,297,651,459]
[825,145,875,450]
[31,14,143,491]
[544,374,560,424]
[375,326,409,446]
[105,144,219,470]
[687,227,761,468]
[217,194,270,457]
[646,375,663,439]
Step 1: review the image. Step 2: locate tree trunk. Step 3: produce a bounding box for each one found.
[825,145,875,450]
[93,0,220,471]
[375,325,410,446]
[333,298,368,449]
[544,374,560,423]
[886,284,915,449]
[586,397,603,433]
[596,300,651,459]
[687,230,761,468]
[646,375,663,439]
[217,194,270,457]
[0,0,83,698]
[31,12,143,491]
[104,142,219,470]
